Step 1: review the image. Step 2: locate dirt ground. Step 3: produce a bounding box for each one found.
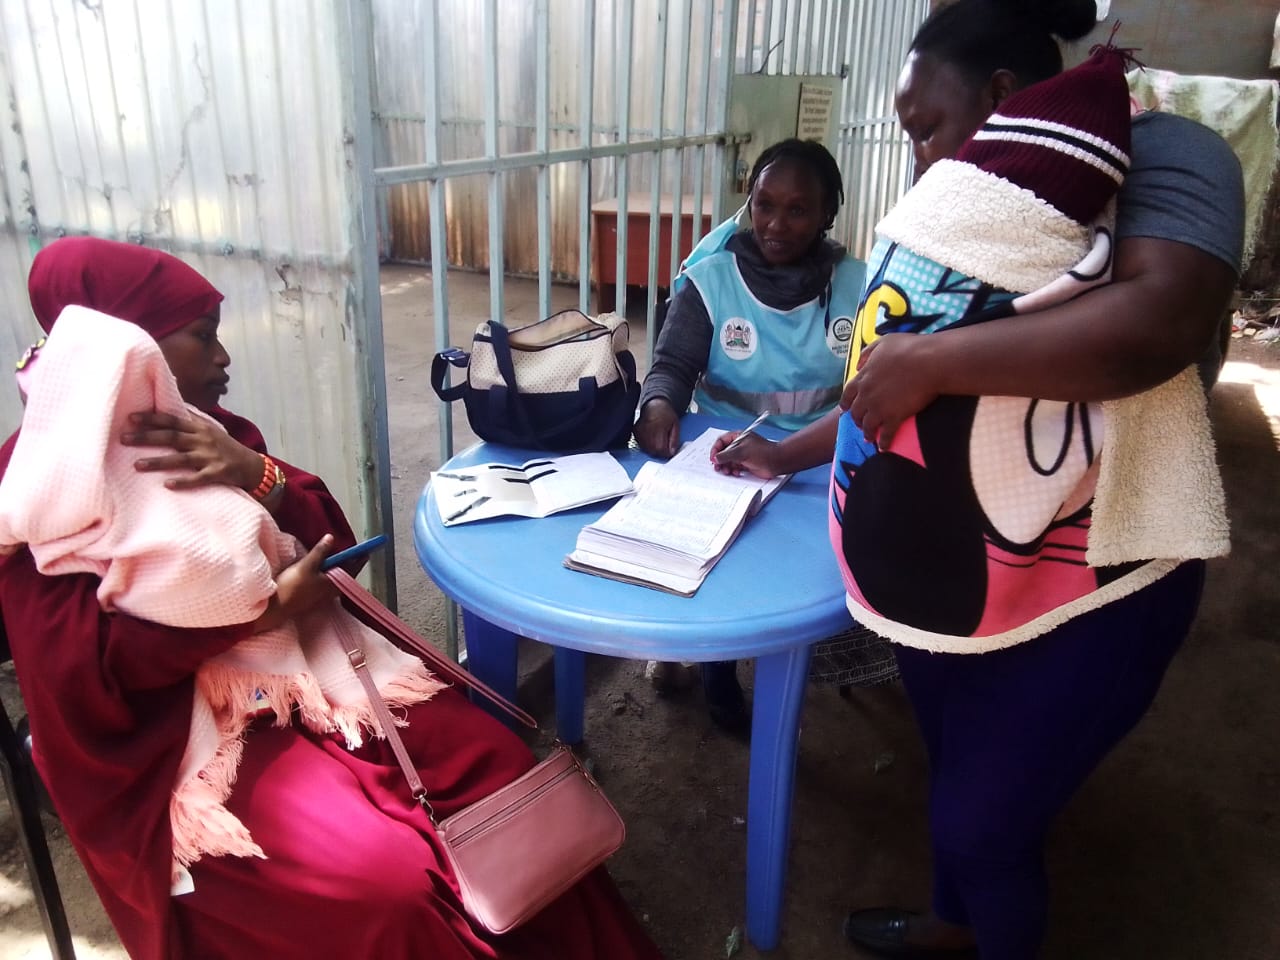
[2,266,1278,960]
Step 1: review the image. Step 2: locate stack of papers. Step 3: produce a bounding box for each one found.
[564,428,789,596]
[431,452,633,526]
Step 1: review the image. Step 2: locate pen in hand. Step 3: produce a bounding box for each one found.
[713,410,772,464]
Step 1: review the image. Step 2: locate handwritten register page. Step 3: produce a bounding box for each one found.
[564,428,790,596]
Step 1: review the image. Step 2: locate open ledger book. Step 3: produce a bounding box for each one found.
[431,452,634,526]
[564,427,789,596]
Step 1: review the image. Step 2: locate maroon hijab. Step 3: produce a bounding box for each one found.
[27,236,223,338]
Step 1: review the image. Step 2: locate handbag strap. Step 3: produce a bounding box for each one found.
[326,568,537,730]
[485,323,606,447]
[339,634,434,815]
[430,347,470,402]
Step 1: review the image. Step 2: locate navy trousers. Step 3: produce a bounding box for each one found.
[894,561,1206,960]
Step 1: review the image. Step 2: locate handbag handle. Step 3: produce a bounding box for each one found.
[430,347,470,403]
[326,568,537,730]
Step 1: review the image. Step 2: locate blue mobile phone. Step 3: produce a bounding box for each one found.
[321,534,388,571]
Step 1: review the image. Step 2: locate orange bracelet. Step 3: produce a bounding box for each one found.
[251,455,278,501]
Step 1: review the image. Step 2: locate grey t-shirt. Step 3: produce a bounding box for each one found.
[1116,111,1244,272]
[1116,111,1245,381]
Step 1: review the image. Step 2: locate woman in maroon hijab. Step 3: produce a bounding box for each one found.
[2,237,661,960]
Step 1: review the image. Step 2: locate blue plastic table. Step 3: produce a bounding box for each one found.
[412,413,853,950]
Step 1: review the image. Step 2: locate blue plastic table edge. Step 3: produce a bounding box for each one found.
[412,413,853,950]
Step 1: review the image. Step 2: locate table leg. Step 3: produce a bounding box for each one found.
[461,609,519,725]
[744,643,813,951]
[553,647,586,746]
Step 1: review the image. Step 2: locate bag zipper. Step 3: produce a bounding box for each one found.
[445,764,578,846]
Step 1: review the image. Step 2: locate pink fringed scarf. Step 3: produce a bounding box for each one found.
[0,306,445,866]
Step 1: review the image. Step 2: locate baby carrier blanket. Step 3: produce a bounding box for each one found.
[831,47,1228,655]
[0,307,445,867]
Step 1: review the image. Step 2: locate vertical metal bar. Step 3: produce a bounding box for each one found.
[887,3,910,198]
[774,0,788,75]
[816,0,831,74]
[613,1,634,317]
[667,0,692,285]
[745,0,758,72]
[799,0,814,75]
[423,0,457,653]
[343,0,399,606]
[690,1,715,251]
[760,0,775,75]
[578,0,596,313]
[366,20,392,261]
[646,0,669,357]
[787,0,801,75]
[484,0,504,326]
[832,0,850,85]
[870,2,897,229]
[536,0,551,320]
[851,0,877,254]
[709,0,738,224]
[829,0,851,238]
[424,0,451,456]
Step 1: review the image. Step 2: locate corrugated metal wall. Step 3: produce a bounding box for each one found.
[0,0,393,590]
[374,0,926,270]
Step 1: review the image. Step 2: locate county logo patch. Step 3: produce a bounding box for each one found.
[719,317,757,359]
[827,315,853,357]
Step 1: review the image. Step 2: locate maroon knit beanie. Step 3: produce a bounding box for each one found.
[955,45,1132,225]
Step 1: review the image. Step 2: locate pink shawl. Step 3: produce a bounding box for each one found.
[0,306,444,866]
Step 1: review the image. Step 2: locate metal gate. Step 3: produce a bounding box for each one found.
[363,0,928,459]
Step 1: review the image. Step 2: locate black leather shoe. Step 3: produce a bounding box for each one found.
[842,908,979,958]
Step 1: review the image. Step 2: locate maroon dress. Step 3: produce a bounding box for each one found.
[0,409,661,960]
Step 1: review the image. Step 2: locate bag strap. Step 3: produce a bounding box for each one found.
[430,347,470,403]
[326,568,537,730]
[485,324,607,448]
[339,634,435,814]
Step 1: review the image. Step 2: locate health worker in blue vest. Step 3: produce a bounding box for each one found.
[634,138,878,735]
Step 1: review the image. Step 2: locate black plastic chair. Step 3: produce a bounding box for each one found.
[0,623,76,960]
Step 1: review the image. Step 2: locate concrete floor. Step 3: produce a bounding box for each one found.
[1,266,1277,959]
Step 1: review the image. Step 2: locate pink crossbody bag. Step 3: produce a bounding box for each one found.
[325,569,625,935]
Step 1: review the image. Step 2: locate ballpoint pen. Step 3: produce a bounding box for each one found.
[713,409,772,464]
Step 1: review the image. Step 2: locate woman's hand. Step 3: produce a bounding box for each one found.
[840,335,939,449]
[710,431,782,479]
[634,398,682,458]
[254,536,336,633]
[123,410,265,491]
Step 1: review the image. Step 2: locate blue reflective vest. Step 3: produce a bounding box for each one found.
[685,252,866,432]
